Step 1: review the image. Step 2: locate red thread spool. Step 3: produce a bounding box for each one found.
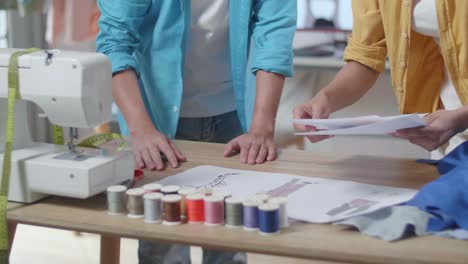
[186,193,205,223]
[204,195,224,226]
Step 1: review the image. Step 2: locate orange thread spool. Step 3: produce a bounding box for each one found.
[186,193,205,223]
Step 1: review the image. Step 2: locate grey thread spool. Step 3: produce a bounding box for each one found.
[225,197,243,228]
[126,188,145,218]
[107,185,127,215]
[268,196,289,228]
[144,192,163,223]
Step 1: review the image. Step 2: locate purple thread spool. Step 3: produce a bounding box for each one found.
[243,199,261,231]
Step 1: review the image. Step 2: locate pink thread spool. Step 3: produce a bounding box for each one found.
[204,195,224,226]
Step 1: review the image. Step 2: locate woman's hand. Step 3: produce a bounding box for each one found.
[293,92,334,143]
[392,108,468,151]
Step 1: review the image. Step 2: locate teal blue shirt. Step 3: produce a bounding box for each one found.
[97,0,296,137]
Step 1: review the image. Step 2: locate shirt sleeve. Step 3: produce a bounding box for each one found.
[343,0,387,73]
[96,0,152,76]
[250,0,297,77]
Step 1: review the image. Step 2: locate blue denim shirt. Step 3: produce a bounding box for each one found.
[97,0,296,137]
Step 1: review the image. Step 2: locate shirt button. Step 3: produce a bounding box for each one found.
[400,61,406,68]
[404,0,410,6]
[173,106,178,112]
[401,32,408,39]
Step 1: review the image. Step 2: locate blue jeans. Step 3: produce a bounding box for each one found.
[139,111,247,264]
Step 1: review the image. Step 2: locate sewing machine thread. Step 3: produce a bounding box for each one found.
[143,192,163,223]
[126,188,145,218]
[162,194,182,225]
[225,197,243,228]
[204,195,224,226]
[107,185,127,215]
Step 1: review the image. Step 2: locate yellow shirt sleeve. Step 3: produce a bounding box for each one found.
[343,0,387,73]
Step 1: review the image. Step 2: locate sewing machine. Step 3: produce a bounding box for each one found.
[0,49,133,203]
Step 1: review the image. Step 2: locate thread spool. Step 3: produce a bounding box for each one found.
[252,193,269,203]
[258,203,280,235]
[197,187,213,196]
[161,185,181,195]
[162,194,182,225]
[268,197,288,228]
[178,187,196,219]
[204,195,224,226]
[212,190,232,200]
[143,183,162,193]
[242,199,261,231]
[126,188,146,218]
[107,185,127,215]
[186,193,205,223]
[225,197,243,228]
[143,192,163,223]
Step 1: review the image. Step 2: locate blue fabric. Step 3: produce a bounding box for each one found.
[407,141,468,232]
[96,0,296,137]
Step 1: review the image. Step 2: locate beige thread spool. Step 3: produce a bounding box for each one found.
[126,188,145,218]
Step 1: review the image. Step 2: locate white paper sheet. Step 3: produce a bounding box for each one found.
[155,166,417,223]
[294,114,427,135]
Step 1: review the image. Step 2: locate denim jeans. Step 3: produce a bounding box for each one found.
[139,111,247,264]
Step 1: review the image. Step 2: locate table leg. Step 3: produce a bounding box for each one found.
[100,235,121,264]
[8,222,17,258]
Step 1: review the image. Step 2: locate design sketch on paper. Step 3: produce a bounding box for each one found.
[326,199,379,216]
[266,178,319,198]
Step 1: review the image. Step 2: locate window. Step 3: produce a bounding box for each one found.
[297,0,353,31]
[0,11,7,48]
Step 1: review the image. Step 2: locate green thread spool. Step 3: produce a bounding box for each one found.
[225,197,243,228]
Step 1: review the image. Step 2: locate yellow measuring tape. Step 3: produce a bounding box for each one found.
[0,48,41,263]
[78,133,125,151]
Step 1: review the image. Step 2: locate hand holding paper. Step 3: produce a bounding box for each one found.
[294,114,427,136]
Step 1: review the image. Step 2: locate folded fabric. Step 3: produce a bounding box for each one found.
[336,205,432,241]
[337,206,468,241]
[432,229,468,240]
[407,141,468,232]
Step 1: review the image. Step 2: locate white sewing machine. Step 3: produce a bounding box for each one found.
[0,49,133,203]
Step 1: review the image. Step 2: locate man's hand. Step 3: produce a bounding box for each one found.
[293,92,333,143]
[392,109,468,151]
[131,126,186,170]
[224,129,276,165]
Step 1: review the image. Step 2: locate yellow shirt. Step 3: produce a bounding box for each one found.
[344,0,468,113]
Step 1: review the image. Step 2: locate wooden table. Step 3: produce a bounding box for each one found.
[7,140,468,264]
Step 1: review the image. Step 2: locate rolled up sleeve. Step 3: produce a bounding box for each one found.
[343,0,387,73]
[250,0,297,77]
[96,0,151,76]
